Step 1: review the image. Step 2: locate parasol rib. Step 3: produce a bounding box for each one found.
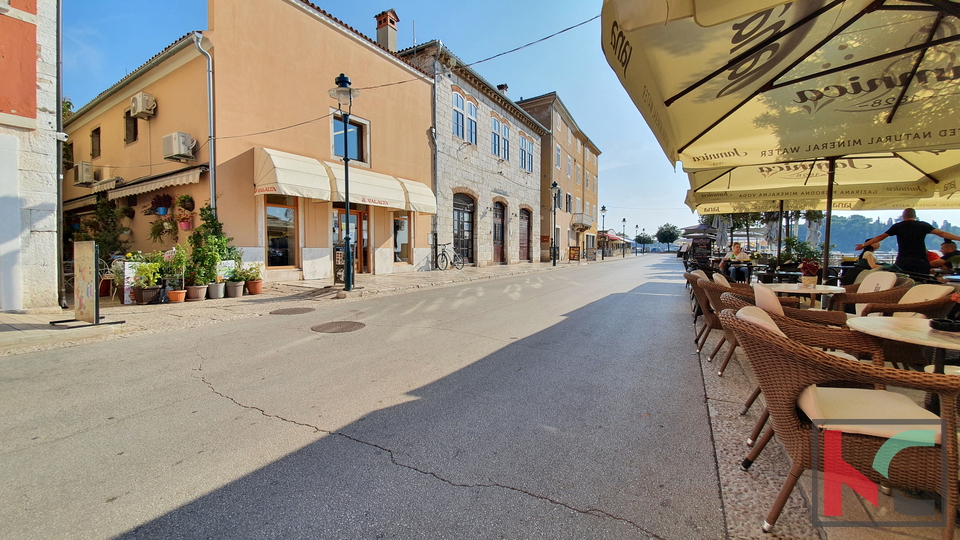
[887,12,943,124]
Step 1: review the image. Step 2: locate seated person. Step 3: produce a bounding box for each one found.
[856,239,883,270]
[721,242,751,282]
[930,240,958,273]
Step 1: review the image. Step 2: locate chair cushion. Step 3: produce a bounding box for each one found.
[855,272,897,316]
[924,365,960,376]
[713,273,731,287]
[691,269,708,280]
[736,306,785,337]
[753,283,785,317]
[797,386,942,443]
[892,284,953,319]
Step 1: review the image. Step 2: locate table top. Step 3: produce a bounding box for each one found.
[759,283,845,295]
[847,316,960,351]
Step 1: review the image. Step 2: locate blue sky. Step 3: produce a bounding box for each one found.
[62,1,949,242]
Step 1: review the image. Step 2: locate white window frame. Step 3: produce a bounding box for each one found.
[453,93,465,139]
[576,163,581,185]
[491,118,501,157]
[501,123,509,161]
[467,101,477,145]
[556,145,561,169]
[567,156,571,178]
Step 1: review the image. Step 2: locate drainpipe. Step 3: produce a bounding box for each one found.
[56,0,67,309]
[431,41,443,270]
[193,32,217,217]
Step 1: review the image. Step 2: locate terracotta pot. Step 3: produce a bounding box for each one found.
[207,282,226,299]
[186,285,207,301]
[225,281,244,298]
[178,218,193,231]
[245,279,263,295]
[133,285,162,305]
[167,289,186,303]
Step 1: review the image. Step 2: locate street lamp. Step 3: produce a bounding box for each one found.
[635,224,638,256]
[600,205,606,260]
[551,181,560,266]
[642,228,646,254]
[621,218,626,258]
[329,73,360,291]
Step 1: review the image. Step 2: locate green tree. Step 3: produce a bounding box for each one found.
[655,223,681,251]
[73,198,131,262]
[62,96,74,122]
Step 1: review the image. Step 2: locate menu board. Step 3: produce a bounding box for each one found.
[692,237,713,265]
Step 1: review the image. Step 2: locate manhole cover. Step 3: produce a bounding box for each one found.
[270,308,316,315]
[311,321,365,333]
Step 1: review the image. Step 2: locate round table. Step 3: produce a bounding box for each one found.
[760,283,845,308]
[847,316,960,413]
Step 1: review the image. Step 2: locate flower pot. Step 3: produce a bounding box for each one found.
[801,275,818,288]
[162,220,173,230]
[178,218,193,231]
[186,285,207,301]
[156,207,168,216]
[207,282,226,299]
[167,289,187,303]
[133,285,162,305]
[225,281,244,298]
[245,279,263,295]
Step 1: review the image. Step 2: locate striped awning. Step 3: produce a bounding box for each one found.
[63,194,98,211]
[91,177,119,193]
[108,167,203,200]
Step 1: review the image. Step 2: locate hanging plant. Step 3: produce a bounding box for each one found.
[148,216,178,243]
[176,194,195,212]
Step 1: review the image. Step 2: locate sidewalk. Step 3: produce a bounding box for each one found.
[0,255,635,356]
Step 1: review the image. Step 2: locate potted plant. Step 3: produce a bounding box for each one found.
[151,193,173,216]
[244,262,264,295]
[132,261,162,304]
[800,259,820,288]
[176,193,195,212]
[184,259,211,301]
[161,245,188,302]
[176,211,195,231]
[224,246,245,298]
[207,275,226,299]
[148,216,178,244]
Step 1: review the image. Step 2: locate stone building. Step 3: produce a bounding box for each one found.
[0,0,60,311]
[516,93,600,262]
[399,41,547,266]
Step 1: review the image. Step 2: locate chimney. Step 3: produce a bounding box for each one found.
[375,9,400,52]
[497,84,508,96]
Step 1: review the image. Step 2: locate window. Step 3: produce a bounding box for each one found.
[565,193,572,213]
[556,145,561,168]
[555,189,562,209]
[519,137,533,173]
[594,174,598,193]
[453,93,464,138]
[501,123,509,161]
[585,171,590,191]
[394,213,410,263]
[90,127,101,159]
[576,197,581,213]
[63,142,74,171]
[556,113,562,132]
[567,128,572,144]
[491,118,501,157]
[124,110,138,144]
[576,139,581,153]
[265,194,297,268]
[467,102,477,145]
[576,164,581,185]
[586,202,591,217]
[566,156,571,177]
[333,114,367,164]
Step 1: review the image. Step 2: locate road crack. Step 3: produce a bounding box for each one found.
[193,351,661,538]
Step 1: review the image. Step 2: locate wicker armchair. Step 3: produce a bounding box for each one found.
[728,288,849,326]
[861,284,958,370]
[721,310,960,537]
[827,274,914,313]
[684,272,719,353]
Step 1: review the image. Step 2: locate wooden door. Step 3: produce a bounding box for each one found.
[493,202,505,264]
[519,209,530,261]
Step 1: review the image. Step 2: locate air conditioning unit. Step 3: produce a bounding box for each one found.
[73,162,94,186]
[162,132,196,161]
[130,92,156,119]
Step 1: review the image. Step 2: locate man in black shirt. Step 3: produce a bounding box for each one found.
[856,208,960,275]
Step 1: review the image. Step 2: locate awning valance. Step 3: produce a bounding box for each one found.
[251,147,436,214]
[108,167,203,200]
[63,194,98,211]
[91,177,119,193]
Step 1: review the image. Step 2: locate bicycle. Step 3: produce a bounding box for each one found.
[436,243,464,270]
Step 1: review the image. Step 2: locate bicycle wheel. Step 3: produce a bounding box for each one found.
[452,252,464,270]
[437,251,449,271]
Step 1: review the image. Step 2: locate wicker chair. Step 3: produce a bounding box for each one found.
[827,274,914,313]
[731,287,849,326]
[722,309,960,537]
[684,272,718,352]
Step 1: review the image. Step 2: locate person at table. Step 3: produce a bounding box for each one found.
[930,240,958,273]
[856,208,960,276]
[720,242,751,282]
[856,239,883,270]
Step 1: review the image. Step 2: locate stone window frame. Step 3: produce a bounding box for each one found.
[330,109,372,169]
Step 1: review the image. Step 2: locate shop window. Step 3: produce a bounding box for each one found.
[394,214,410,263]
[265,194,297,267]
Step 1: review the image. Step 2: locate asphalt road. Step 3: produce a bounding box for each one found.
[0,255,725,539]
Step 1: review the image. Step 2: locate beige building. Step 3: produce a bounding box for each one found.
[516,93,600,261]
[399,41,546,266]
[0,0,60,312]
[62,0,435,282]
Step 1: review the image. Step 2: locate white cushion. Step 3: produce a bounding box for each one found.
[855,272,897,316]
[892,284,953,319]
[691,269,708,280]
[736,306,785,337]
[824,350,859,363]
[797,386,943,443]
[924,365,960,376]
[713,273,731,287]
[753,283,785,316]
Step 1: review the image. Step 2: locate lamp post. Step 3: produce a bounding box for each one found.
[642,227,646,255]
[635,224,639,256]
[621,218,626,258]
[551,181,560,266]
[600,205,606,260]
[329,73,360,291]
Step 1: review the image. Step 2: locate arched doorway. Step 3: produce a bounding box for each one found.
[453,193,475,264]
[492,202,506,264]
[519,208,531,261]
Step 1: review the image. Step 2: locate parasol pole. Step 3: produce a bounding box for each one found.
[821,156,836,283]
[776,200,784,268]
